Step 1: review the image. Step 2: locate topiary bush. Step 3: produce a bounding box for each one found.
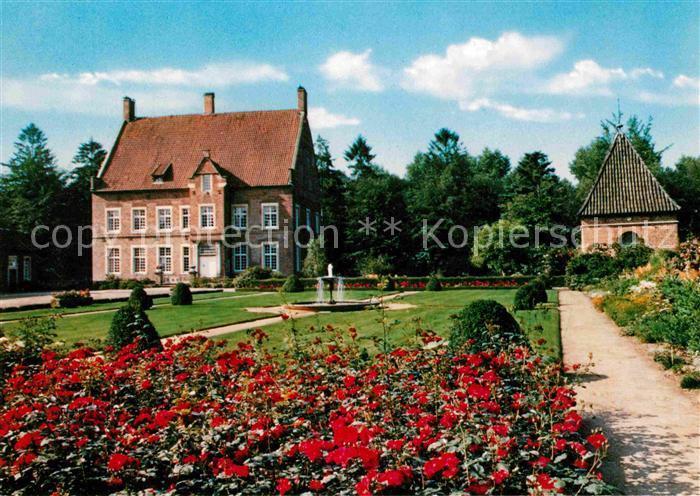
[107,306,161,351]
[513,279,548,311]
[426,275,442,291]
[128,285,153,310]
[171,283,193,305]
[281,273,305,293]
[449,299,527,351]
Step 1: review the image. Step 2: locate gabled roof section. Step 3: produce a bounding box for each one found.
[96,109,302,191]
[578,132,680,217]
[190,155,226,179]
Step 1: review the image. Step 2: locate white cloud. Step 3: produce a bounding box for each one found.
[630,67,664,79]
[637,90,700,107]
[673,74,700,89]
[462,98,582,123]
[38,62,288,87]
[308,107,360,129]
[546,60,627,95]
[319,49,384,91]
[402,31,564,100]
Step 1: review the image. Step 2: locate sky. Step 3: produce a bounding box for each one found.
[1,1,698,182]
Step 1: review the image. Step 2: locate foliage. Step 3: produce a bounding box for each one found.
[0,317,57,379]
[449,300,526,351]
[128,285,153,311]
[96,276,156,290]
[680,372,700,389]
[676,239,700,272]
[233,266,281,288]
[344,135,378,177]
[472,220,536,275]
[107,306,161,351]
[281,274,304,293]
[50,290,93,308]
[660,155,700,238]
[302,237,328,278]
[513,280,548,311]
[426,275,442,291]
[565,252,620,289]
[596,294,650,328]
[0,334,611,495]
[170,283,193,306]
[614,242,653,271]
[315,136,348,271]
[653,352,686,371]
[357,254,393,277]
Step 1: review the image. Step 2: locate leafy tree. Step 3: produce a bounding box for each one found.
[0,124,65,232]
[570,112,666,200]
[476,147,511,179]
[660,156,700,238]
[315,136,348,270]
[67,139,106,209]
[471,219,537,275]
[302,237,328,277]
[344,135,379,177]
[405,129,503,274]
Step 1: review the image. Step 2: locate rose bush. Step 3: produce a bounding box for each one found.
[0,330,610,495]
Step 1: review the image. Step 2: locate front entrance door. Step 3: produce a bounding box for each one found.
[198,243,219,278]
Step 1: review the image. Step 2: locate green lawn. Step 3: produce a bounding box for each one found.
[0,289,387,345]
[219,289,562,360]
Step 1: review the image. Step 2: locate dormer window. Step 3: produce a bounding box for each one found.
[202,174,212,192]
[151,163,172,183]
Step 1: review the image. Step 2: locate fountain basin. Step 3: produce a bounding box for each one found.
[284,300,379,312]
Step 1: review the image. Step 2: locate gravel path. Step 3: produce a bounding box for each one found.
[559,289,699,495]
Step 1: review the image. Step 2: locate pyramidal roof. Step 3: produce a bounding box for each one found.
[578,132,680,217]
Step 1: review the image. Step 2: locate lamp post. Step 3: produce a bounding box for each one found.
[155,265,164,286]
[189,265,198,281]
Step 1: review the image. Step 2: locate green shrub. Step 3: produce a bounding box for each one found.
[51,290,94,308]
[565,252,620,289]
[513,279,548,311]
[600,295,649,327]
[233,266,275,288]
[449,299,526,351]
[653,351,686,371]
[614,242,653,271]
[107,306,161,351]
[281,273,305,293]
[302,238,328,277]
[426,276,442,291]
[171,283,193,305]
[680,372,700,389]
[357,255,392,276]
[1,317,58,378]
[128,285,153,310]
[378,276,396,291]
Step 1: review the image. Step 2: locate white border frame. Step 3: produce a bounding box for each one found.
[199,204,216,230]
[131,207,147,233]
[131,245,147,275]
[156,206,173,233]
[261,202,279,230]
[105,246,121,276]
[105,207,121,234]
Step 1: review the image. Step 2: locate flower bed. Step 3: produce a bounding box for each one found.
[234,276,535,291]
[0,331,609,495]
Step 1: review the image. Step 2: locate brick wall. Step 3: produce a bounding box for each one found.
[580,215,679,251]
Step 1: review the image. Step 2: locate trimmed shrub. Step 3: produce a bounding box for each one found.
[302,238,328,277]
[107,306,161,351]
[281,274,304,293]
[449,299,526,351]
[51,290,93,308]
[128,285,153,310]
[171,283,193,306]
[513,279,548,311]
[565,252,620,289]
[426,276,442,291]
[614,242,653,271]
[233,266,275,288]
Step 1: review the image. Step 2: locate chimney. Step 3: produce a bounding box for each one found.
[297,86,307,115]
[204,92,215,115]
[122,96,135,122]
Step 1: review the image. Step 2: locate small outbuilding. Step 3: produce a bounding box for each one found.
[578,132,680,251]
[0,229,35,292]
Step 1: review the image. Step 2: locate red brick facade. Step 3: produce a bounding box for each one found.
[92,89,320,283]
[580,215,679,252]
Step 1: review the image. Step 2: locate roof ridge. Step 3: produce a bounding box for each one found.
[132,108,299,121]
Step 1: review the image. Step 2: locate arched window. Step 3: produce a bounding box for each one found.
[620,231,640,246]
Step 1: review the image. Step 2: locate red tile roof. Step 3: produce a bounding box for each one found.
[97,109,302,191]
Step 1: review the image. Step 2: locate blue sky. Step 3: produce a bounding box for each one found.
[1,1,698,181]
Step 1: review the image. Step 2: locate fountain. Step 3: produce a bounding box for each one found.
[285,264,377,312]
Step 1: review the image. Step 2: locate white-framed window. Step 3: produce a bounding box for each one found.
[132,246,147,274]
[106,247,121,274]
[262,242,279,271]
[232,205,248,230]
[158,246,173,273]
[157,207,172,231]
[202,174,212,193]
[200,205,215,229]
[181,207,190,231]
[262,203,279,229]
[182,245,191,273]
[132,208,146,232]
[23,256,31,281]
[315,212,320,235]
[233,243,248,272]
[106,208,121,233]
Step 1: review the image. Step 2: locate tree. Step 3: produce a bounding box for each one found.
[660,155,700,238]
[315,136,349,270]
[68,139,106,208]
[405,129,503,274]
[475,148,511,179]
[570,112,666,200]
[344,135,378,177]
[302,237,328,277]
[0,124,65,233]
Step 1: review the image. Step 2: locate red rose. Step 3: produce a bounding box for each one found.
[309,480,324,491]
[108,453,137,471]
[587,433,607,450]
[276,477,292,496]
